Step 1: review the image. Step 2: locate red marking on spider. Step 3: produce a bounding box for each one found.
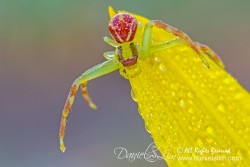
[120,56,138,67]
[70,83,77,97]
[108,13,138,43]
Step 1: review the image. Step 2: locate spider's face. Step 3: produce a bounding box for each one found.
[108,13,138,43]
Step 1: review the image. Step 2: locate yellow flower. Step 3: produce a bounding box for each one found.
[59,6,250,166]
[113,7,250,166]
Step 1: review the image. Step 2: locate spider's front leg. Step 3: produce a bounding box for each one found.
[59,58,119,152]
[142,20,212,68]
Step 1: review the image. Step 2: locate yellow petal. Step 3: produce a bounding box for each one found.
[108,6,116,19]
[114,9,250,166]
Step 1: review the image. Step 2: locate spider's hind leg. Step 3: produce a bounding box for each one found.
[196,42,225,68]
[80,82,97,109]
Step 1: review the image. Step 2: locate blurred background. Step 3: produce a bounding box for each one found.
[0,0,249,167]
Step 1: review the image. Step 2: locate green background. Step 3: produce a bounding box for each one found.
[0,1,249,167]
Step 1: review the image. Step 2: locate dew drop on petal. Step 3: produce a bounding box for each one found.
[138,106,142,114]
[201,56,210,69]
[145,123,151,133]
[197,138,204,147]
[131,89,137,102]
[180,99,185,108]
[206,126,215,137]
[154,56,161,63]
[159,63,166,72]
[187,91,194,98]
[217,103,225,113]
[188,108,194,114]
[234,93,243,99]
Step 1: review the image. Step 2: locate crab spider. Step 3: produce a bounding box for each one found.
[59,7,224,152]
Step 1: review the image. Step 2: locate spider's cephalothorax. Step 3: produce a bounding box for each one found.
[108,13,138,67]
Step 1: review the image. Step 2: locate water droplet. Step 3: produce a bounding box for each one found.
[217,103,225,113]
[206,127,215,137]
[170,83,179,91]
[154,56,161,63]
[206,137,214,144]
[202,57,210,69]
[130,89,137,102]
[191,74,196,79]
[161,80,167,85]
[223,78,233,84]
[145,123,151,133]
[175,55,180,61]
[159,64,166,72]
[187,91,194,98]
[172,101,177,106]
[188,108,194,114]
[234,93,243,99]
[197,138,204,147]
[180,99,185,108]
[138,107,143,116]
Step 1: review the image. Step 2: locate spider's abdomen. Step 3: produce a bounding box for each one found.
[108,13,137,43]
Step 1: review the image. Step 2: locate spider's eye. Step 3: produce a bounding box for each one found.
[108,13,137,43]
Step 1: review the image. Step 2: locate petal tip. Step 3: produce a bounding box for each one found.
[108,6,116,19]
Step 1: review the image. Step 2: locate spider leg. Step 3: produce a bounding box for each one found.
[59,82,78,152]
[196,42,225,68]
[149,37,186,54]
[80,82,97,109]
[142,20,210,68]
[103,51,115,60]
[59,58,119,152]
[103,36,118,47]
